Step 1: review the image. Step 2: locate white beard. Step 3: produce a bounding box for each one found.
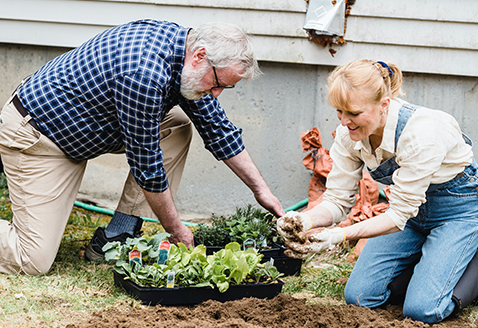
[180,64,211,100]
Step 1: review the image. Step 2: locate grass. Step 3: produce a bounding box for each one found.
[282,245,352,299]
[0,208,133,327]
[0,173,167,327]
[0,174,477,327]
[283,263,353,300]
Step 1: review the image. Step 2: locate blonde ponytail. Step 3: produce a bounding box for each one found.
[387,62,403,98]
[327,59,403,110]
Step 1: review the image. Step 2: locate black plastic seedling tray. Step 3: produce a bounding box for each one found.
[113,271,284,306]
[261,243,303,276]
[258,244,284,258]
[204,245,226,256]
[204,243,284,257]
[267,256,302,276]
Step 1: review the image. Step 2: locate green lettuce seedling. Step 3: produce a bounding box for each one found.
[104,235,283,293]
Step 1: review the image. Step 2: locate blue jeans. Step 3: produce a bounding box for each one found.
[344,162,478,324]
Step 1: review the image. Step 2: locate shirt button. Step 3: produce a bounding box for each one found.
[470,178,475,183]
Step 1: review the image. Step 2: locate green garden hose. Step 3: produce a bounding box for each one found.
[74,200,198,227]
[74,197,310,228]
[284,198,308,212]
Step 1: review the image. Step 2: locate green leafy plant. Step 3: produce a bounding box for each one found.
[194,205,281,248]
[194,215,230,246]
[104,234,283,293]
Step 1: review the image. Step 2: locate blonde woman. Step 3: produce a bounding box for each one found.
[278,59,478,324]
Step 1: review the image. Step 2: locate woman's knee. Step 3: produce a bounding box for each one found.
[0,222,54,275]
[20,244,57,275]
[403,297,452,324]
[344,283,373,306]
[403,303,437,324]
[344,281,389,308]
[344,283,361,305]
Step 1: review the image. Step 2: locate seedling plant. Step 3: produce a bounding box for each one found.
[194,204,281,248]
[103,233,283,293]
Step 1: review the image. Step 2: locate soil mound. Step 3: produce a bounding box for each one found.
[66,294,469,328]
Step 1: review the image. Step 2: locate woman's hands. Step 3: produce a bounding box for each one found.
[284,228,346,259]
[277,211,313,243]
[277,207,344,259]
[278,210,400,259]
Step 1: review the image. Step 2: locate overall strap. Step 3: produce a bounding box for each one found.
[394,104,418,153]
[462,133,473,147]
[368,103,419,185]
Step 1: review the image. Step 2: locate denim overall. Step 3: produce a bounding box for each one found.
[343,103,478,324]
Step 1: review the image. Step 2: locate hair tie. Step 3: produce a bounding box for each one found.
[377,61,393,77]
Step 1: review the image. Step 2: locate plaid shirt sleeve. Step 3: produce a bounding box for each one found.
[114,72,169,192]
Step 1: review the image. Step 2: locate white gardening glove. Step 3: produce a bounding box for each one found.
[284,228,346,259]
[277,211,313,244]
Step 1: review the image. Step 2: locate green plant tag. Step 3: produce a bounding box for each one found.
[157,241,171,265]
[129,249,142,266]
[166,271,175,288]
[243,238,256,251]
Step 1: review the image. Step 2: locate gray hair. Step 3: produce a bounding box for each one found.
[187,22,262,80]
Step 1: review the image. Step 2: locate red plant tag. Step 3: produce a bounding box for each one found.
[129,249,142,266]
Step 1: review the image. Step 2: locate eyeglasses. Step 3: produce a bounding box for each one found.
[211,66,235,90]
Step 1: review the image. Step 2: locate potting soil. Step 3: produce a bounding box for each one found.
[66,293,470,328]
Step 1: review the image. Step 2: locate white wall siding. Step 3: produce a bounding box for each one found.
[345,0,478,77]
[1,0,477,76]
[0,0,308,46]
[352,0,477,23]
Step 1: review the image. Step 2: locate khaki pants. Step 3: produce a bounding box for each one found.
[0,97,192,275]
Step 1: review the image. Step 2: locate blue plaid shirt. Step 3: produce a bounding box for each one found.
[17,20,244,193]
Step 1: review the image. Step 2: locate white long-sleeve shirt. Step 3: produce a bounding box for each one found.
[318,99,473,230]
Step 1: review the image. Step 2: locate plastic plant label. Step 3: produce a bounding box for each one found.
[129,249,142,266]
[261,238,267,248]
[243,238,256,251]
[270,257,275,266]
[166,271,175,288]
[157,240,171,265]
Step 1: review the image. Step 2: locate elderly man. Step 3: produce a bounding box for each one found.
[0,19,284,275]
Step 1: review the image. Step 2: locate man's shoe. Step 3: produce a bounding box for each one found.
[85,227,140,262]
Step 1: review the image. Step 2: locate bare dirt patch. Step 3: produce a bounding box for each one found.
[66,293,471,328]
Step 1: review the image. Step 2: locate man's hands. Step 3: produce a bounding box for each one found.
[167,223,194,248]
[253,190,284,218]
[284,228,345,259]
[277,211,313,244]
[143,188,194,248]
